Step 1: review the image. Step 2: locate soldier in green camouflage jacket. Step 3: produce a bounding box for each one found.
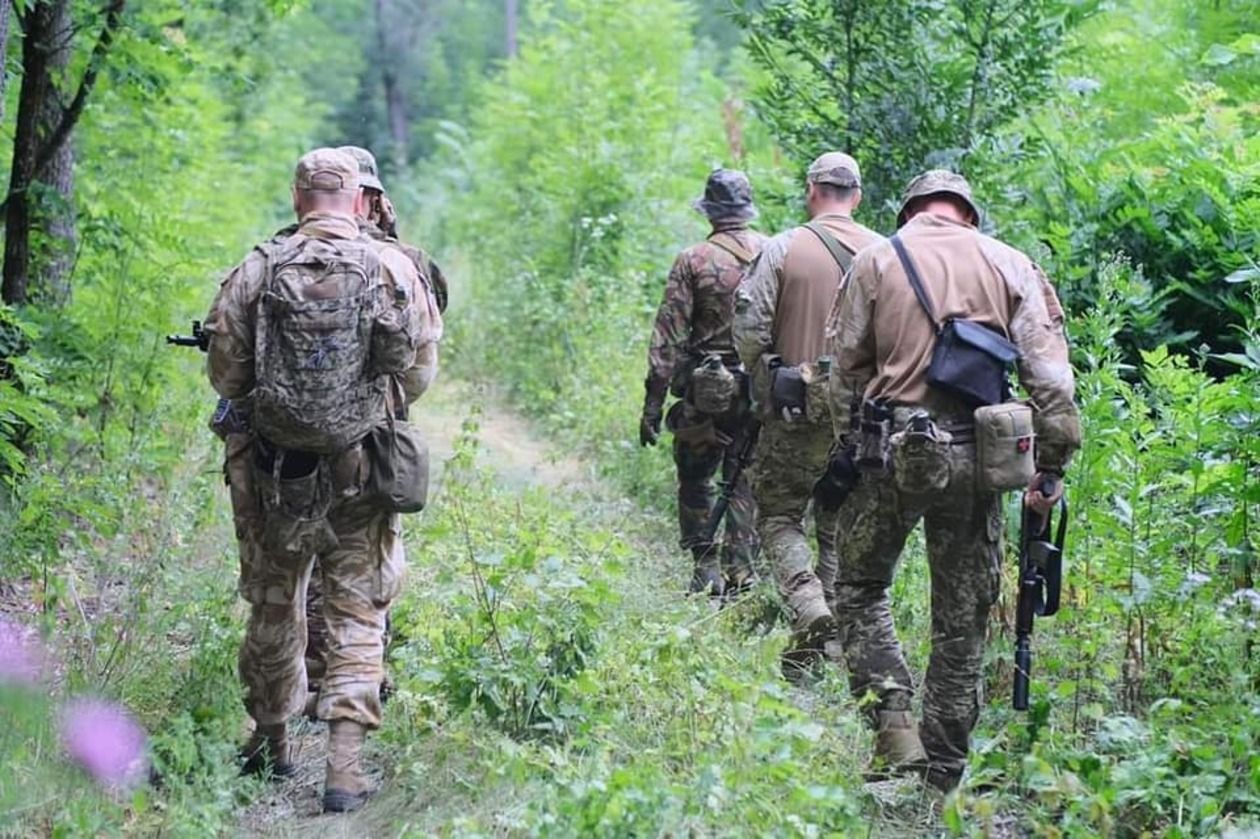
[640,169,767,597]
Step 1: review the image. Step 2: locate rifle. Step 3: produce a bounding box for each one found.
[1013,481,1068,710]
[700,417,761,544]
[167,320,209,352]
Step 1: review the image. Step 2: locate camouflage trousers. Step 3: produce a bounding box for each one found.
[835,443,1002,777]
[224,433,404,729]
[669,400,759,578]
[749,418,839,626]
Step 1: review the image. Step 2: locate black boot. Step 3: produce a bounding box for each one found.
[688,546,725,598]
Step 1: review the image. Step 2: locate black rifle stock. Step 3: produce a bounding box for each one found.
[700,417,761,545]
[1013,481,1068,710]
[167,320,209,352]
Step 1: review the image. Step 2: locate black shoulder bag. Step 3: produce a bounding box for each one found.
[889,235,1018,408]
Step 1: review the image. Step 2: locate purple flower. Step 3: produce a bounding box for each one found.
[59,698,149,790]
[0,615,44,685]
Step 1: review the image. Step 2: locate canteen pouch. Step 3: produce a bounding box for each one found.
[890,412,952,494]
[927,318,1019,408]
[253,443,338,559]
[362,418,430,513]
[975,402,1036,491]
[771,365,807,422]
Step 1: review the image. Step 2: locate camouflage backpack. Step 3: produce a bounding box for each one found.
[252,234,407,455]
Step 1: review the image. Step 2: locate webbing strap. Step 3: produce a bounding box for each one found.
[804,222,856,274]
[707,231,755,265]
[889,234,939,331]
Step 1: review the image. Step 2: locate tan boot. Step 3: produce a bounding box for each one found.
[239,722,295,779]
[780,598,834,683]
[867,711,928,779]
[323,720,372,813]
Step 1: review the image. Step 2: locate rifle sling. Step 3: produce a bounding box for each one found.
[707,231,755,265]
[804,222,856,274]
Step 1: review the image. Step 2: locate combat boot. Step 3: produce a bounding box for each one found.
[866,710,929,780]
[239,722,295,779]
[323,720,372,813]
[780,597,834,683]
[687,546,725,598]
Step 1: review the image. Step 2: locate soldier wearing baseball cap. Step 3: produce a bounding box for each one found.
[641,168,767,599]
[824,170,1079,791]
[732,151,882,681]
[293,147,360,193]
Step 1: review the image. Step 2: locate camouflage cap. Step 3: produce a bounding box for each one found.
[337,145,385,192]
[294,148,359,192]
[896,169,982,228]
[692,168,758,221]
[807,152,861,188]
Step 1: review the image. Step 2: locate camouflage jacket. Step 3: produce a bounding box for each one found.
[643,222,767,409]
[360,219,450,313]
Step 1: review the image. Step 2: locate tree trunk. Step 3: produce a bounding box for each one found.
[375,0,409,170]
[505,0,519,58]
[38,0,76,305]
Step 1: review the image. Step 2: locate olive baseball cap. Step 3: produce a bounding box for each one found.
[692,168,758,221]
[896,169,983,228]
[337,145,385,192]
[294,147,359,192]
[807,152,861,188]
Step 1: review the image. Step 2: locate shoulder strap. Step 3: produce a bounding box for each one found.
[804,222,856,274]
[889,234,939,331]
[706,231,755,265]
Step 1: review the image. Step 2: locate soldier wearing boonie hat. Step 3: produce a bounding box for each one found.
[732,150,882,683]
[824,169,1079,792]
[641,168,767,599]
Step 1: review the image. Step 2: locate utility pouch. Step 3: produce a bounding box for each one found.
[856,399,893,473]
[890,235,1019,408]
[890,410,952,494]
[362,418,430,513]
[975,402,1036,491]
[802,357,832,426]
[253,441,338,559]
[690,353,737,415]
[666,401,721,446]
[771,365,807,422]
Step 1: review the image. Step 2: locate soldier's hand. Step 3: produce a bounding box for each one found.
[813,447,859,511]
[1024,472,1064,516]
[640,409,663,447]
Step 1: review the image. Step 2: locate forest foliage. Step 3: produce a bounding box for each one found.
[0,0,1258,835]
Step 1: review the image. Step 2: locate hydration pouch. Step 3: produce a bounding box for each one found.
[690,354,737,415]
[770,365,808,422]
[253,442,338,559]
[975,402,1036,491]
[891,411,952,494]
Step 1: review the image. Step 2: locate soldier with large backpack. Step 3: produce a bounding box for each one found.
[204,148,441,813]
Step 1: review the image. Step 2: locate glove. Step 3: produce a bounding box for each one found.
[640,405,663,447]
[1024,471,1064,516]
[813,447,859,511]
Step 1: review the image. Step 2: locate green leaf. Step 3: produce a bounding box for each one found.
[1224,267,1260,284]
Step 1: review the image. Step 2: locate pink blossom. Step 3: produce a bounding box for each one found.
[59,698,149,790]
[0,615,44,685]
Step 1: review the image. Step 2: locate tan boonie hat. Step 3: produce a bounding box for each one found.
[294,147,359,192]
[897,169,983,228]
[337,145,384,192]
[807,152,861,188]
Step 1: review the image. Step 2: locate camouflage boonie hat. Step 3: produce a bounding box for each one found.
[693,168,758,221]
[337,145,385,192]
[897,169,982,228]
[294,148,359,192]
[807,152,861,188]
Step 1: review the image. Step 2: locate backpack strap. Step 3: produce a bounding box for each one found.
[804,222,856,274]
[706,231,756,265]
[889,234,940,333]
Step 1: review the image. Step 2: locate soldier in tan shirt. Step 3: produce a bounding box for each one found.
[825,170,1080,791]
[734,152,883,679]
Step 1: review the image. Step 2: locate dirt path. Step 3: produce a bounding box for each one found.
[236,378,597,836]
